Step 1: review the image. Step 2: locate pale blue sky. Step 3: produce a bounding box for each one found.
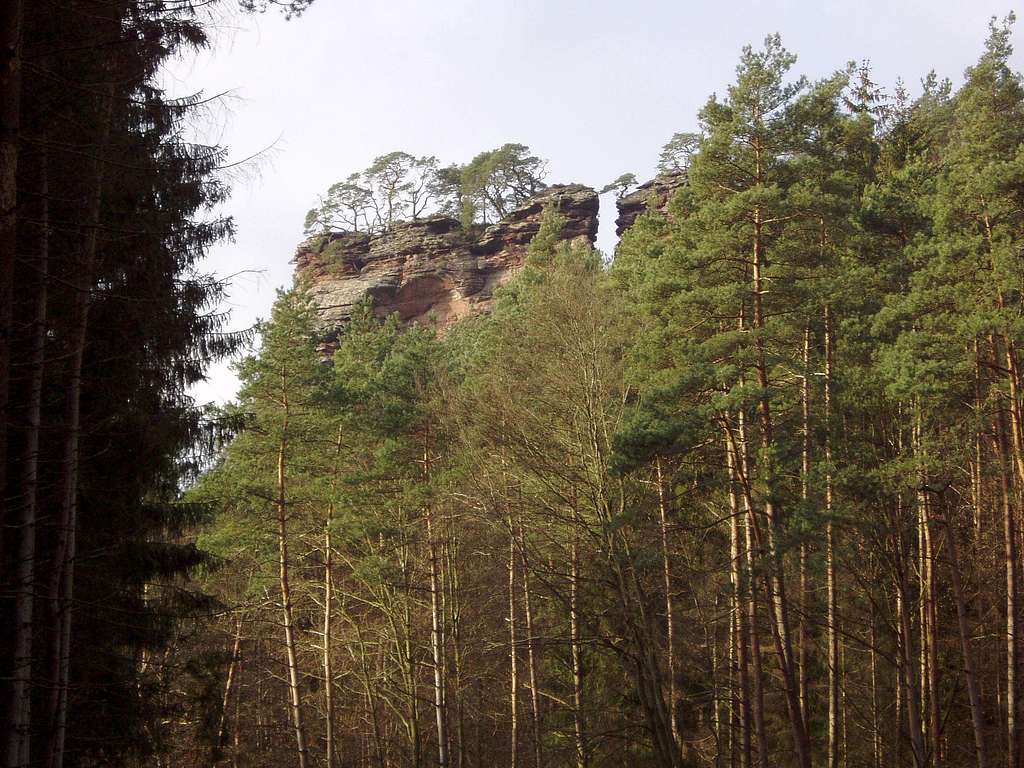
[164,0,1021,403]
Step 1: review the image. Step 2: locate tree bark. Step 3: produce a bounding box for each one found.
[724,425,752,768]
[218,618,244,749]
[0,0,23,561]
[935,499,989,768]
[750,213,810,768]
[276,428,310,768]
[570,524,587,768]
[656,457,681,757]
[509,522,520,768]
[518,517,543,768]
[825,307,840,768]
[37,82,113,768]
[425,443,449,768]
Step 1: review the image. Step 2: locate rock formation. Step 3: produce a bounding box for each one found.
[614,170,687,236]
[294,184,599,345]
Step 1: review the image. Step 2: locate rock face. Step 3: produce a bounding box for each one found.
[294,184,598,344]
[614,171,688,236]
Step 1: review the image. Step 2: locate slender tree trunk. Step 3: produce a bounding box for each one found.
[656,457,681,756]
[825,307,840,768]
[427,512,449,768]
[518,517,543,768]
[921,477,941,767]
[800,326,812,735]
[445,533,467,768]
[422,428,449,768]
[870,599,880,768]
[509,522,520,768]
[993,373,1020,768]
[731,413,770,767]
[725,425,753,768]
[350,612,385,768]
[219,618,244,748]
[0,0,23,558]
[38,83,113,768]
[985,224,1023,768]
[324,502,336,768]
[937,499,989,768]
[896,508,927,768]
[570,524,586,768]
[277,430,310,768]
[750,218,810,768]
[400,528,422,768]
[14,140,47,767]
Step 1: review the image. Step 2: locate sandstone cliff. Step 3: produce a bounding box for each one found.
[614,170,687,236]
[294,184,599,345]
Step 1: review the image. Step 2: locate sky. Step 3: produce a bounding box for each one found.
[163,0,1022,405]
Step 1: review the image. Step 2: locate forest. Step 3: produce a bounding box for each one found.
[4,2,1024,768]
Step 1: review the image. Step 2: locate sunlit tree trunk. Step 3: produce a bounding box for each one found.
[895,498,927,768]
[938,497,989,768]
[724,425,752,768]
[732,411,770,767]
[799,326,812,735]
[518,517,543,768]
[750,141,810,768]
[218,617,243,749]
[324,504,336,768]
[570,517,587,768]
[656,457,681,755]
[509,519,520,768]
[425,452,449,768]
[276,422,310,768]
[825,307,840,768]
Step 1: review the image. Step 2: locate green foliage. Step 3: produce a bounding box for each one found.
[306,143,548,235]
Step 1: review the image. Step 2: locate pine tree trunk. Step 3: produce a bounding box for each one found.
[324,504,336,768]
[870,599,880,768]
[826,307,840,768]
[895,507,927,768]
[400,529,422,768]
[724,425,752,768]
[937,500,989,768]
[994,382,1020,768]
[219,618,244,748]
[38,83,112,768]
[731,414,770,767]
[656,458,681,756]
[799,326,812,735]
[427,508,449,768]
[0,0,23,558]
[518,517,543,768]
[570,526,586,768]
[750,223,810,768]
[920,476,941,767]
[16,140,47,767]
[445,532,467,768]
[277,432,310,768]
[508,521,520,768]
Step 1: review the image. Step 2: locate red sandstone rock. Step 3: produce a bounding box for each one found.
[294,184,598,346]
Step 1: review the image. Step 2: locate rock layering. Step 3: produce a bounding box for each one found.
[294,184,599,344]
[614,170,688,236]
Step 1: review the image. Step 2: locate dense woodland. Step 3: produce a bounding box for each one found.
[6,3,1024,768]
[0,1,307,768]
[166,16,1024,768]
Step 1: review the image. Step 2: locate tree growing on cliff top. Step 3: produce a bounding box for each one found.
[304,153,442,235]
[306,144,549,235]
[600,173,639,199]
[459,143,548,223]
